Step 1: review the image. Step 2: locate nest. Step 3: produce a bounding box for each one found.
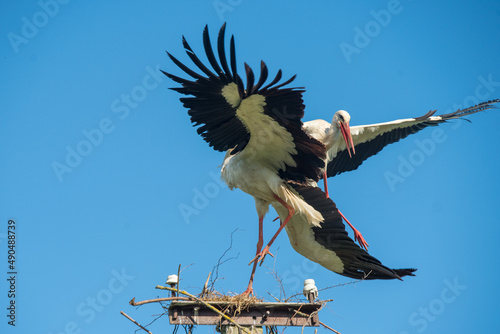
[199,290,264,317]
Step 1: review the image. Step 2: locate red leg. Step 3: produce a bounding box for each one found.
[323,173,366,249]
[338,210,369,250]
[241,215,265,296]
[241,260,258,296]
[250,196,295,266]
[323,171,329,198]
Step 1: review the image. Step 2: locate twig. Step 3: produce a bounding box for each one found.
[139,310,169,331]
[291,304,336,334]
[288,305,314,334]
[177,264,181,293]
[319,321,341,334]
[266,291,280,302]
[318,299,334,303]
[263,249,286,301]
[200,272,211,297]
[209,228,241,291]
[285,279,361,302]
[317,279,360,292]
[129,297,190,306]
[156,285,251,334]
[120,311,152,334]
[295,305,308,334]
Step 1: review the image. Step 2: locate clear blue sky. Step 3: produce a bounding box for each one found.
[1,1,500,333]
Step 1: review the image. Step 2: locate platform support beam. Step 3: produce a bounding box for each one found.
[218,325,263,334]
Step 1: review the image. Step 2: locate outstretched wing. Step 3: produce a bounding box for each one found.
[326,100,499,177]
[274,182,416,280]
[163,24,325,182]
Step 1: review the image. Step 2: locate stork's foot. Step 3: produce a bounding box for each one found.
[353,228,369,251]
[248,246,274,266]
[240,286,254,297]
[339,210,369,250]
[272,216,284,226]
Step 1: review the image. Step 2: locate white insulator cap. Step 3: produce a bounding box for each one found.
[303,279,318,299]
[166,274,179,285]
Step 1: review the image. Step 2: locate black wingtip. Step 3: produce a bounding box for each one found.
[244,62,255,93]
[230,35,237,80]
[414,110,437,121]
[439,99,500,119]
[394,268,417,279]
[217,23,232,80]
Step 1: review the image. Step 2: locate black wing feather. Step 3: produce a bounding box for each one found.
[164,24,326,181]
[244,63,255,93]
[327,99,499,177]
[326,122,431,177]
[182,36,218,79]
[217,23,233,80]
[250,61,268,94]
[261,69,283,91]
[165,52,206,81]
[203,26,225,79]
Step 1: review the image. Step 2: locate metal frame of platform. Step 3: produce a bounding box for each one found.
[168,300,321,327]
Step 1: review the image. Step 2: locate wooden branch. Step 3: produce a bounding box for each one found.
[129,296,190,306]
[200,272,211,297]
[288,306,311,334]
[120,311,152,334]
[317,280,361,292]
[177,264,181,294]
[290,307,341,334]
[156,285,250,334]
[319,321,341,334]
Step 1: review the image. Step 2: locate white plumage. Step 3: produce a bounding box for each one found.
[163,24,327,295]
[305,103,499,179]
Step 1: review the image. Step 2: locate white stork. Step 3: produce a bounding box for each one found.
[302,110,367,249]
[307,102,499,179]
[304,102,499,249]
[273,182,416,280]
[162,24,347,295]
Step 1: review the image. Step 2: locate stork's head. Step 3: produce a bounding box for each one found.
[332,110,355,158]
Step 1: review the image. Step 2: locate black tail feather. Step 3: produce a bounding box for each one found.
[287,182,417,281]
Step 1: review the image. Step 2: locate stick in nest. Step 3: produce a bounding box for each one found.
[263,248,287,302]
[120,311,152,334]
[129,296,190,306]
[199,289,263,318]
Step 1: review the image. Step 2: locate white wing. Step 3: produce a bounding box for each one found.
[324,101,498,177]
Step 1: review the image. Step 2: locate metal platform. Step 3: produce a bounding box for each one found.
[168,300,321,327]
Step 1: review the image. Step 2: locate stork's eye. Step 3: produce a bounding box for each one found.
[338,114,344,122]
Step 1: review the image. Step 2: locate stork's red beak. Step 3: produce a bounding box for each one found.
[339,121,355,158]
